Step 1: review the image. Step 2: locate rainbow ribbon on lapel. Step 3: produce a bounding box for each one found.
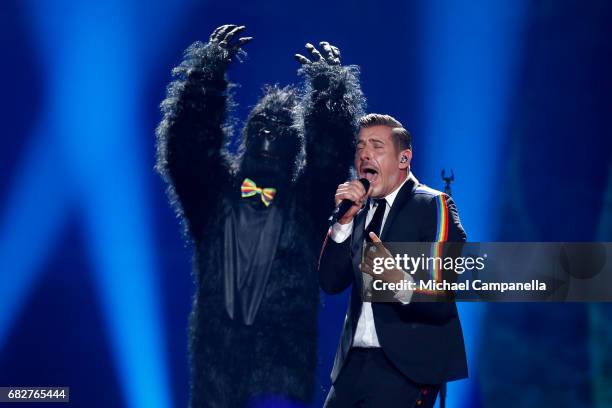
[240,178,277,207]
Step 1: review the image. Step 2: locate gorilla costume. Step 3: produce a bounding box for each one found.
[156,25,364,407]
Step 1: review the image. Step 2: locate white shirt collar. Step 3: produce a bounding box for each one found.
[371,171,411,209]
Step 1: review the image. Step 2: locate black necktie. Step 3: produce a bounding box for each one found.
[365,198,387,242]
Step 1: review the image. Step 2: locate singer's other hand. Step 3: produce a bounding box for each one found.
[360,232,404,284]
[334,180,371,224]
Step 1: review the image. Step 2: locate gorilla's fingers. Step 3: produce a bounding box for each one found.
[237,37,253,46]
[305,43,323,61]
[331,45,341,58]
[319,41,335,62]
[295,54,312,65]
[228,37,252,56]
[224,25,246,44]
[210,25,227,42]
[216,24,237,43]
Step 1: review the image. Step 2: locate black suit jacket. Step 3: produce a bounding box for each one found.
[318,173,468,385]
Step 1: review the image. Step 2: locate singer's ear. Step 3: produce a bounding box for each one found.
[398,149,412,170]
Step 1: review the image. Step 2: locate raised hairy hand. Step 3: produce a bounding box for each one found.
[208,24,253,63]
[295,41,341,66]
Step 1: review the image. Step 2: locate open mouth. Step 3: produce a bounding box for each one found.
[360,165,379,183]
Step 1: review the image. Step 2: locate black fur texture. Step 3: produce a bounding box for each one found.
[156,39,364,408]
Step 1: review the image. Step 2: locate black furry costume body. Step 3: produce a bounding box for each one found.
[156,26,364,408]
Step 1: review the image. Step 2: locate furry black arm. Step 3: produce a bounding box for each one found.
[155,40,234,243]
[296,58,365,233]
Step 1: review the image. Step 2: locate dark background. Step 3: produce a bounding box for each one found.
[0,0,611,407]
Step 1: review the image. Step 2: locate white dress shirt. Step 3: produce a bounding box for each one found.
[330,176,414,348]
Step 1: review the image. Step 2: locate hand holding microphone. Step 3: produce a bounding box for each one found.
[329,178,371,225]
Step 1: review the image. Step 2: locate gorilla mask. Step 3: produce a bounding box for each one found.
[239,86,303,187]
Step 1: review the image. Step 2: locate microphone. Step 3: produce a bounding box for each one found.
[328,178,370,226]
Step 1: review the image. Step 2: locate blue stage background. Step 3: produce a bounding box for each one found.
[1,1,611,407]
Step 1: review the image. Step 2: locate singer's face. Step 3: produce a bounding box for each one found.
[355,125,407,198]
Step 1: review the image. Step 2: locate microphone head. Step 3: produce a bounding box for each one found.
[358,178,370,193]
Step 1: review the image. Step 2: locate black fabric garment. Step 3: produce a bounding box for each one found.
[324,348,440,408]
[364,198,386,242]
[223,199,284,325]
[194,192,319,407]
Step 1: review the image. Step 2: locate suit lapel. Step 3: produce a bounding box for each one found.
[352,206,367,251]
[351,206,368,289]
[380,173,418,241]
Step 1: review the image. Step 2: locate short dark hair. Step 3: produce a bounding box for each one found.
[357,113,412,151]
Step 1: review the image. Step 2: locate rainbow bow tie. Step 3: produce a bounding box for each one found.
[240,178,277,207]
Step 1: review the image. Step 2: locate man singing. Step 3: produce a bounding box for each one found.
[319,114,468,407]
